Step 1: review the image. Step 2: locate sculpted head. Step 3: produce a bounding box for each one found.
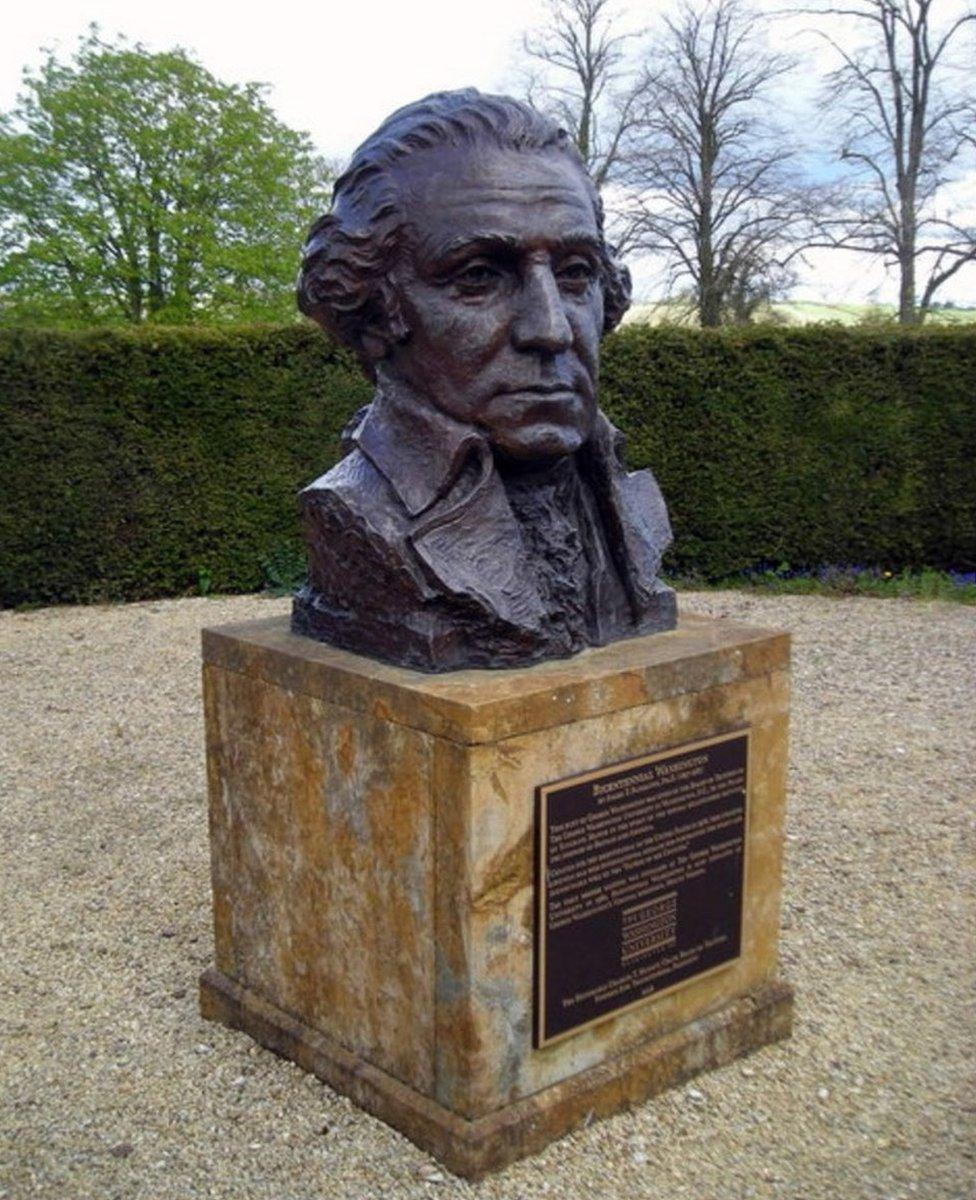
[297,89,632,464]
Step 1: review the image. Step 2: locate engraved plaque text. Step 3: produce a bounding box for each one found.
[534,731,749,1047]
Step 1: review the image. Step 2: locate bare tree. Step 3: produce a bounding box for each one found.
[521,0,643,198]
[622,0,811,326]
[806,0,976,324]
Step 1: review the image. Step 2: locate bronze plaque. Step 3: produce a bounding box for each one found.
[534,730,749,1047]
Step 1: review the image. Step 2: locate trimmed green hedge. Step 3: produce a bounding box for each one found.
[0,325,369,606]
[1,323,973,606]
[601,325,975,579]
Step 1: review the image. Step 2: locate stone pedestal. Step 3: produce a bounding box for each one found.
[199,614,793,1178]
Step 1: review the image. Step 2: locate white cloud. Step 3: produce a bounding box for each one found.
[0,0,551,159]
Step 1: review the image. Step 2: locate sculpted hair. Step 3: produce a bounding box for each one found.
[297,89,632,376]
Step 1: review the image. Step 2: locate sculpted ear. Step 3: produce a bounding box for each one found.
[358,283,411,364]
[601,259,633,335]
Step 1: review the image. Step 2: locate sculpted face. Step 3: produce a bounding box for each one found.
[378,146,605,463]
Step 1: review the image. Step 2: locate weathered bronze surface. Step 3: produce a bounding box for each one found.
[535,731,748,1046]
[293,89,675,671]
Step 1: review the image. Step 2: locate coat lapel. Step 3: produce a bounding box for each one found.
[581,413,673,617]
[355,385,669,637]
[407,445,547,636]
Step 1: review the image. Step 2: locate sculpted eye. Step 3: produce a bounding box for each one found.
[557,257,597,291]
[453,261,503,294]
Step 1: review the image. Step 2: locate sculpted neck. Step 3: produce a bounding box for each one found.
[493,447,580,485]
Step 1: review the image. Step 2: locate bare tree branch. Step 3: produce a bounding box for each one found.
[522,0,644,190]
[799,0,975,323]
[620,0,812,326]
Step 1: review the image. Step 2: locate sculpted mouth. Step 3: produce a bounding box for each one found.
[496,383,576,396]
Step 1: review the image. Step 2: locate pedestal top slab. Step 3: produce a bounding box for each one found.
[202,613,788,746]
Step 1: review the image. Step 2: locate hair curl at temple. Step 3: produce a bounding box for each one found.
[297,89,632,377]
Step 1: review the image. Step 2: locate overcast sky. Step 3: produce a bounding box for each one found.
[1,0,973,306]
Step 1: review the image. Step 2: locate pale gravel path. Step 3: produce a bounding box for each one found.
[0,592,973,1200]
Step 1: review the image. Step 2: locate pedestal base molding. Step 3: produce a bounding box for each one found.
[201,967,793,1179]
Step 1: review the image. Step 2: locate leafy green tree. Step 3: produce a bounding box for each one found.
[0,29,332,325]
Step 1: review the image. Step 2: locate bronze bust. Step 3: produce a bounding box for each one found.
[293,89,676,672]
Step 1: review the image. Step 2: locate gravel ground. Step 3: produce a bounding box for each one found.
[0,591,973,1200]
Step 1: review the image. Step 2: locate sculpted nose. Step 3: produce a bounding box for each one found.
[511,265,572,354]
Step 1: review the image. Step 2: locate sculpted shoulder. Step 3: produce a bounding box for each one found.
[301,447,377,504]
[300,448,410,543]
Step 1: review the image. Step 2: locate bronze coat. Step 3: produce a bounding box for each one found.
[293,387,676,671]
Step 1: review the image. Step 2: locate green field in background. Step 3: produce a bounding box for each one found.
[625,300,976,326]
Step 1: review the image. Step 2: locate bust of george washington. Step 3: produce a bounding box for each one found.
[292,88,676,672]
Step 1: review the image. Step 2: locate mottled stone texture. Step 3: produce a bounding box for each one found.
[201,613,793,1174]
[203,665,435,1092]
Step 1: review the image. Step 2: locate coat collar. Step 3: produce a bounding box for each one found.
[353,382,483,518]
[350,382,671,632]
[353,382,639,519]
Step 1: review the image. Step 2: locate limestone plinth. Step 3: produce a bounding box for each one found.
[200,614,793,1177]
